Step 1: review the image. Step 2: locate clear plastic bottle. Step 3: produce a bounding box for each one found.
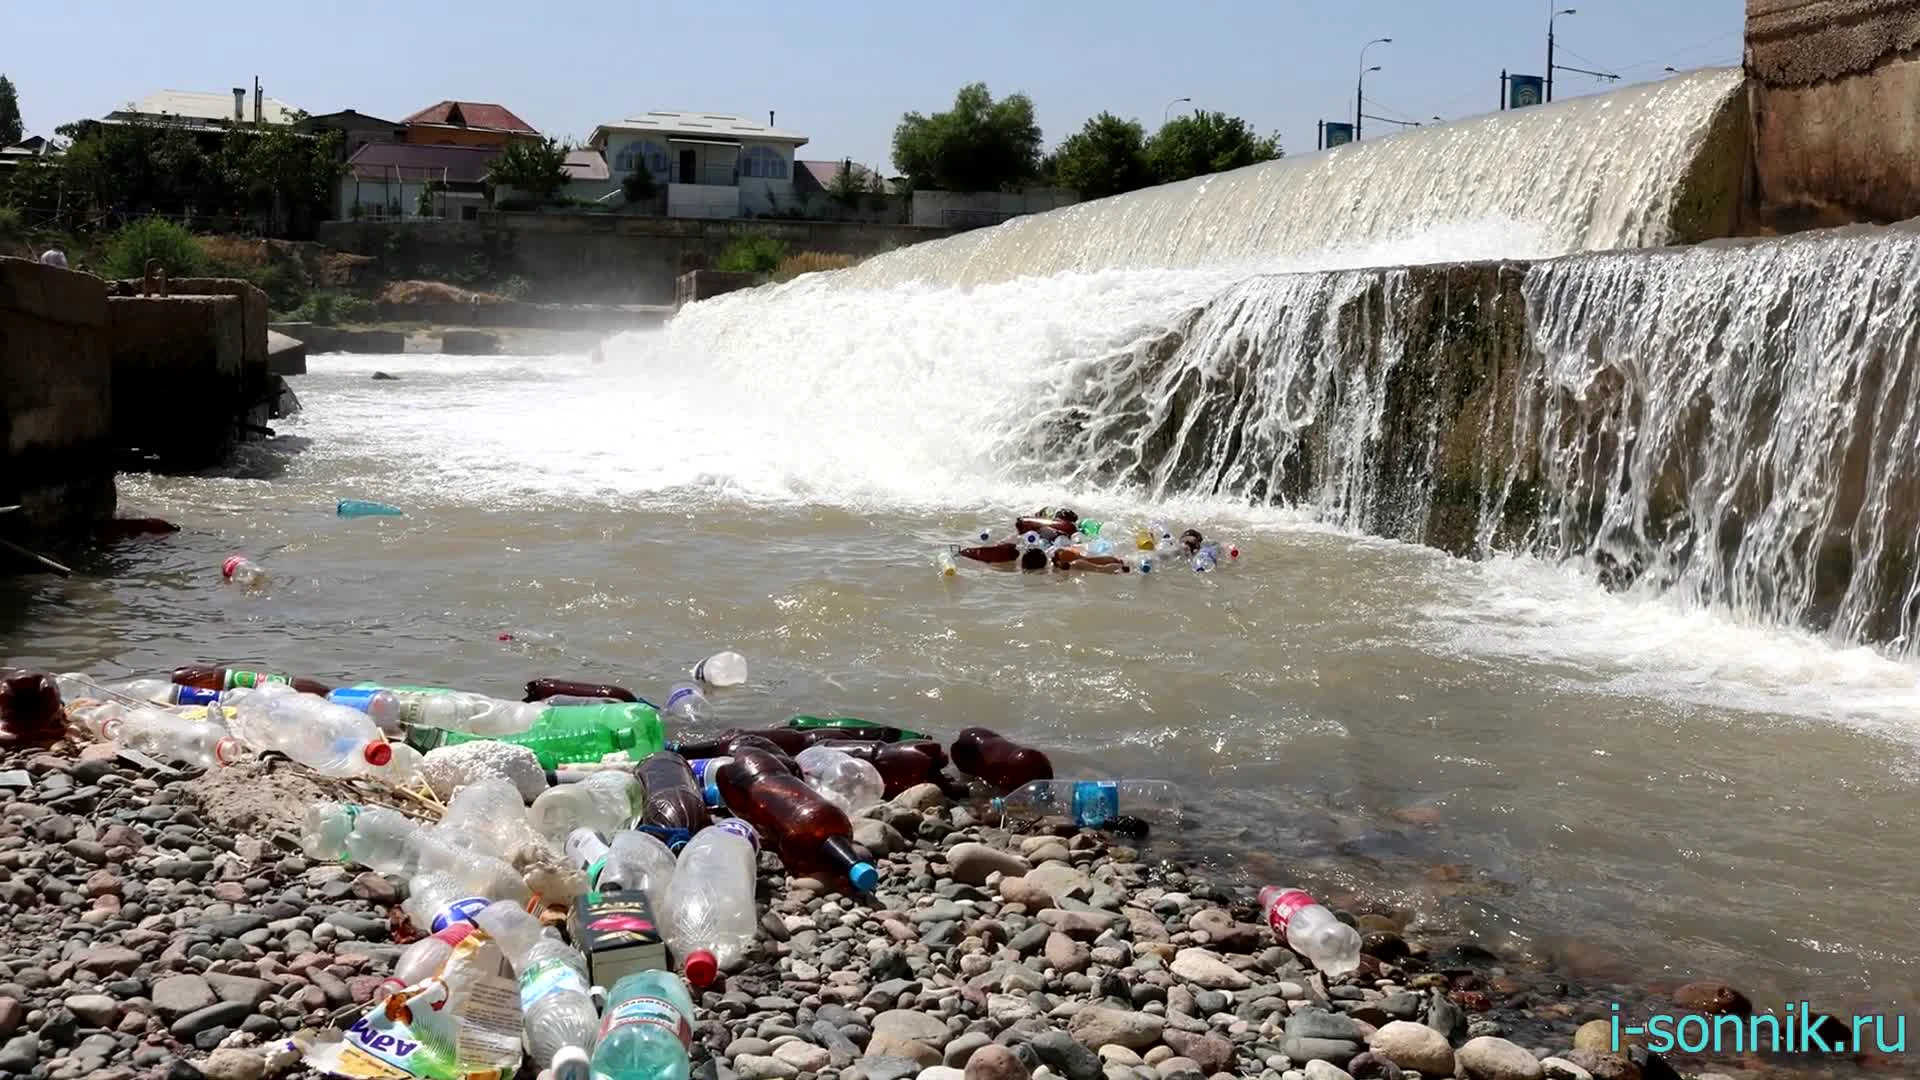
[388,689,546,736]
[326,687,402,733]
[473,899,597,1070]
[589,970,696,1080]
[712,817,760,853]
[529,769,641,842]
[973,526,993,543]
[936,550,958,577]
[403,870,498,934]
[300,801,363,861]
[228,683,392,775]
[1192,547,1218,573]
[221,555,268,589]
[440,778,549,860]
[692,651,748,688]
[103,678,223,707]
[380,923,475,995]
[1258,885,1362,976]
[343,805,435,874]
[992,779,1181,829]
[543,694,619,707]
[103,708,240,770]
[661,827,758,988]
[662,683,709,725]
[370,741,424,786]
[1134,554,1155,575]
[602,829,679,900]
[793,745,885,815]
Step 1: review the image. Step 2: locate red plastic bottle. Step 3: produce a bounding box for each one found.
[635,751,711,848]
[816,740,947,797]
[716,749,877,892]
[0,670,65,746]
[950,727,1053,794]
[170,665,333,696]
[522,678,637,703]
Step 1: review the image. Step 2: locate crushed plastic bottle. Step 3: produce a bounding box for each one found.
[662,683,709,725]
[1259,885,1362,976]
[438,777,550,861]
[992,779,1181,830]
[221,555,268,589]
[529,769,640,841]
[378,922,474,996]
[793,745,885,815]
[102,707,240,770]
[661,827,758,988]
[589,970,697,1080]
[227,683,391,775]
[300,801,362,861]
[571,828,677,904]
[473,899,598,1071]
[692,650,748,687]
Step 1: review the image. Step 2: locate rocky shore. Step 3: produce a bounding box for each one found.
[0,742,1802,1080]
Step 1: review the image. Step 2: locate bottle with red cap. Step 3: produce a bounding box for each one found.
[950,727,1053,794]
[815,740,948,796]
[716,749,877,892]
[220,554,269,589]
[171,665,334,697]
[523,677,637,703]
[1258,885,1362,975]
[379,923,477,997]
[636,751,711,851]
[227,682,391,775]
[661,825,758,988]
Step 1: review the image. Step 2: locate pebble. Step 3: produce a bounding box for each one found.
[1303,1063,1354,1080]
[964,1043,1031,1080]
[736,1053,802,1080]
[62,995,119,1028]
[1168,949,1249,991]
[945,843,1030,885]
[1067,1007,1163,1050]
[152,974,218,1019]
[197,1047,267,1080]
[1455,1036,1546,1080]
[773,1041,832,1072]
[1028,1030,1103,1080]
[1366,1020,1453,1076]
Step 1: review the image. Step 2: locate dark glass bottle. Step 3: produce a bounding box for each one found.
[0,670,64,746]
[170,665,332,696]
[716,749,876,892]
[950,726,1053,794]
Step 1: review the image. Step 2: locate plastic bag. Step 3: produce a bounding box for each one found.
[300,931,523,1079]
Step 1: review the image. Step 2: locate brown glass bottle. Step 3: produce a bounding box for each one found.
[816,740,947,796]
[716,749,877,892]
[672,727,810,759]
[170,666,332,696]
[635,751,711,846]
[0,670,65,746]
[950,727,1053,794]
[523,678,637,703]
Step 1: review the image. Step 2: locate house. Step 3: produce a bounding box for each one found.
[561,149,618,205]
[0,136,53,173]
[401,101,540,148]
[105,87,302,131]
[588,111,808,219]
[338,142,497,221]
[793,159,893,196]
[298,109,402,161]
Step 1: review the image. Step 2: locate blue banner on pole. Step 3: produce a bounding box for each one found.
[1509,74,1545,109]
[1324,121,1355,147]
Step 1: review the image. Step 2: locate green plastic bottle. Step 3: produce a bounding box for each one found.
[1078,519,1103,538]
[787,715,928,742]
[413,702,664,767]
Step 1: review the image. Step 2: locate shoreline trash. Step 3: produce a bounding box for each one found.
[691,650,748,687]
[339,499,406,518]
[1260,884,1364,975]
[951,726,1053,793]
[221,554,269,588]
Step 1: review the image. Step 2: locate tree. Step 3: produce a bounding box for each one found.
[1145,110,1282,185]
[1051,112,1152,200]
[622,165,656,204]
[828,159,870,207]
[221,123,344,233]
[486,137,571,203]
[0,76,21,148]
[891,82,1042,192]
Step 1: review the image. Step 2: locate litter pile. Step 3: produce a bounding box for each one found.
[945,512,1238,577]
[0,663,1712,1080]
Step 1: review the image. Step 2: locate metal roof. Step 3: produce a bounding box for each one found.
[345,141,501,184]
[402,101,539,135]
[593,111,808,146]
[117,89,302,125]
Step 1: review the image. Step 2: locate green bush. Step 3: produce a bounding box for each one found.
[99,218,209,280]
[279,289,373,326]
[715,231,787,274]
[0,206,22,244]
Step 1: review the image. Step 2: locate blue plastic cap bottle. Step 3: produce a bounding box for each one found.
[849,861,879,892]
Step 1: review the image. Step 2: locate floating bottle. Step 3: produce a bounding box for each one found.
[221,555,269,589]
[417,702,664,768]
[171,665,333,696]
[473,899,598,1072]
[101,707,241,769]
[228,683,390,775]
[590,970,697,1080]
[529,769,641,841]
[950,727,1053,794]
[716,749,876,892]
[336,499,404,518]
[788,715,928,741]
[814,740,948,797]
[524,677,637,704]
[692,650,748,687]
[1259,885,1362,976]
[1192,547,1218,573]
[1134,554,1155,574]
[662,683,709,725]
[794,745,885,815]
[670,728,809,759]
[661,827,758,988]
[635,752,710,851]
[936,550,958,577]
[992,779,1181,829]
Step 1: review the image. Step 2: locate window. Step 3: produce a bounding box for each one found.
[740,145,787,180]
[462,205,479,221]
[613,139,670,179]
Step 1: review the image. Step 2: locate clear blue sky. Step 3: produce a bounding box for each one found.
[7,0,1745,170]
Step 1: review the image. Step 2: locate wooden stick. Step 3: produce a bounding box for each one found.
[0,537,71,577]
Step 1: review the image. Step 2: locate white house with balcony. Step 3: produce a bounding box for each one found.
[587,111,808,219]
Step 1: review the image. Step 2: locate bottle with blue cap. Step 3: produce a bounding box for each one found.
[714,748,878,893]
[991,779,1182,831]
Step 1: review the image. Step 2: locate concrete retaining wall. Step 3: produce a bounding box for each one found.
[676,271,763,307]
[108,295,248,466]
[0,258,115,533]
[1747,0,1920,228]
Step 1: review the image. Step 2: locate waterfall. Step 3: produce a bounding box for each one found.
[843,69,1744,289]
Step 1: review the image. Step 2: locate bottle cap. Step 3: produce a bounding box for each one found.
[550,1045,592,1080]
[362,741,394,767]
[684,948,719,988]
[849,861,879,892]
[221,555,244,579]
[213,738,241,768]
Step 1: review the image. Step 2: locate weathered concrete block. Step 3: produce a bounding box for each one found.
[438,329,498,355]
[267,331,307,376]
[0,258,115,534]
[108,295,246,467]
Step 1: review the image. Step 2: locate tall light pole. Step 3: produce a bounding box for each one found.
[1357,38,1391,141]
[1547,8,1576,102]
[1163,97,1191,124]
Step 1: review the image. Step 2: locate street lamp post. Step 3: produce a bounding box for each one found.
[1357,38,1391,141]
[1163,97,1191,124]
[1547,8,1576,102]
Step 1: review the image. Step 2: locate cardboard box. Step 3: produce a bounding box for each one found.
[569,889,668,988]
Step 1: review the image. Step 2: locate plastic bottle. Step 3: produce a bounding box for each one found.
[589,970,697,1080]
[716,749,876,892]
[1135,554,1156,575]
[662,683,709,725]
[1192,547,1218,573]
[380,923,475,995]
[372,741,424,786]
[171,666,334,696]
[102,707,241,769]
[572,828,677,902]
[712,817,761,853]
[301,801,363,861]
[524,678,637,704]
[814,740,947,797]
[661,827,758,988]
[439,778,549,860]
[103,678,222,707]
[228,683,391,775]
[421,702,664,768]
[687,757,730,808]
[794,745,885,815]
[343,805,434,874]
[991,779,1182,828]
[221,555,269,589]
[543,694,620,706]
[472,899,597,1070]
[1258,885,1363,976]
[530,769,641,841]
[692,651,748,688]
[326,687,402,732]
[1134,528,1156,551]
[788,715,928,741]
[402,871,497,934]
[936,550,958,577]
[336,499,404,518]
[385,688,546,736]
[671,728,808,758]
[636,752,710,850]
[950,727,1053,794]
[973,526,993,543]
